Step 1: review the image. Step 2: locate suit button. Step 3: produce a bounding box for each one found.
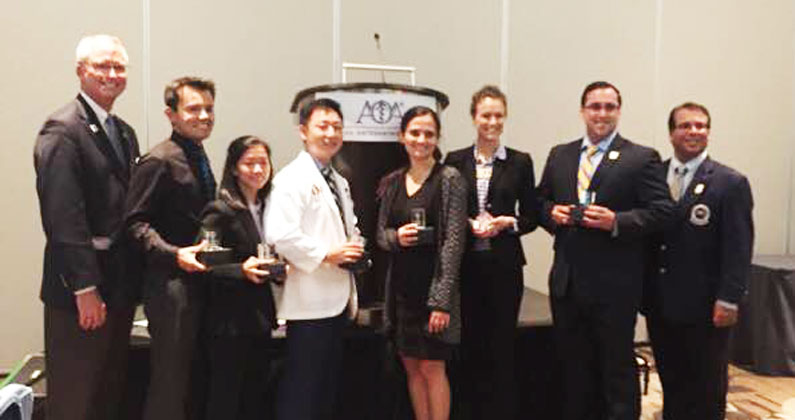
[660,244,667,251]
[659,268,666,274]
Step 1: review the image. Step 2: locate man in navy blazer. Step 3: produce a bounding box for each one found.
[537,81,674,420]
[34,34,140,420]
[643,102,754,420]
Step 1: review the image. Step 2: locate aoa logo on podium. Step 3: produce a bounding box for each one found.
[320,91,436,141]
[356,100,404,125]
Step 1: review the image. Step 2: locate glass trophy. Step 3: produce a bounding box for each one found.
[412,207,435,245]
[472,211,494,233]
[340,232,372,273]
[258,243,287,284]
[196,230,234,267]
[571,191,596,226]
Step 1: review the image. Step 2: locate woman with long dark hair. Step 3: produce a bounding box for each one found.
[200,135,277,420]
[376,106,467,420]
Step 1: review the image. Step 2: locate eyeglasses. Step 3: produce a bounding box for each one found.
[585,102,621,112]
[583,103,620,113]
[86,61,127,75]
[675,122,710,131]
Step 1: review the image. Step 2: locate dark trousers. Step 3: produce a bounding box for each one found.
[142,278,207,420]
[647,316,731,420]
[550,292,640,420]
[460,252,523,420]
[44,304,135,420]
[276,313,347,420]
[205,335,273,420]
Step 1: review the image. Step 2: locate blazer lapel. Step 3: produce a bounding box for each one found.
[461,147,478,215]
[487,151,507,204]
[680,157,714,208]
[564,140,582,204]
[76,95,129,182]
[302,152,346,238]
[239,207,264,246]
[587,135,625,197]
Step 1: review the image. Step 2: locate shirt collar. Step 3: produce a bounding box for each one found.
[312,156,332,173]
[582,130,618,153]
[170,130,203,152]
[671,149,708,174]
[80,91,109,124]
[473,143,507,163]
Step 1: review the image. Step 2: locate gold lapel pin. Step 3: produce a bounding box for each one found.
[608,151,620,160]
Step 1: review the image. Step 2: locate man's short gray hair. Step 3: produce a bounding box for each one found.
[75,34,128,65]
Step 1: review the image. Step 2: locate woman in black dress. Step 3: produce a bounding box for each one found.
[376,106,467,420]
[200,135,276,420]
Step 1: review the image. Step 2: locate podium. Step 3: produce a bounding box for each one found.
[290,83,449,308]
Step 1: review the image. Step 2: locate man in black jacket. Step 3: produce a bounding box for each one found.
[125,76,216,420]
[537,81,674,420]
[643,102,754,420]
[34,34,140,420]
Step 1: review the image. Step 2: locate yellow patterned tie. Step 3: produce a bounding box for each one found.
[577,145,599,204]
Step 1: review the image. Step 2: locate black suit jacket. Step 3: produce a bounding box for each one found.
[125,135,211,291]
[200,191,276,337]
[537,134,674,304]
[643,157,754,324]
[34,95,140,310]
[444,146,538,268]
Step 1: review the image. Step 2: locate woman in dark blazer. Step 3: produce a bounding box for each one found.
[443,85,539,420]
[377,106,467,420]
[200,135,276,420]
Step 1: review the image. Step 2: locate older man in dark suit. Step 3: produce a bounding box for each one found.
[643,102,754,420]
[125,76,216,420]
[34,34,140,420]
[537,81,674,420]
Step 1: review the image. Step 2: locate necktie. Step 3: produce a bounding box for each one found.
[670,166,689,201]
[321,166,346,228]
[104,115,128,167]
[577,145,599,204]
[196,148,217,203]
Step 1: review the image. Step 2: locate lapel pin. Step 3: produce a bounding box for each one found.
[608,150,620,160]
[694,183,705,195]
[89,123,99,134]
[311,184,321,195]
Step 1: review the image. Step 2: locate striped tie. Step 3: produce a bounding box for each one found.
[321,166,346,229]
[577,145,599,204]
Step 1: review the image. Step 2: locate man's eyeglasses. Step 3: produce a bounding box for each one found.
[675,122,709,131]
[583,103,620,113]
[86,61,127,75]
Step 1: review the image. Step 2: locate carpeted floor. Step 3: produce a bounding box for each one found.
[638,348,795,420]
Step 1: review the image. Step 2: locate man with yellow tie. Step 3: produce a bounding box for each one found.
[537,81,674,420]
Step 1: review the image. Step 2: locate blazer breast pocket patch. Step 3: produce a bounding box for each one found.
[690,203,711,226]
